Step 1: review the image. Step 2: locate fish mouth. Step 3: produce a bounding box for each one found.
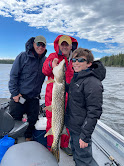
[53,59,65,80]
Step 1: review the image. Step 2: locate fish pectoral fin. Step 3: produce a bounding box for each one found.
[46,78,55,84]
[44,128,53,137]
[61,126,69,136]
[43,105,52,112]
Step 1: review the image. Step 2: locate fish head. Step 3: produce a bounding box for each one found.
[53,59,65,83]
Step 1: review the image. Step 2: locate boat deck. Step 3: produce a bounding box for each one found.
[0,98,75,166]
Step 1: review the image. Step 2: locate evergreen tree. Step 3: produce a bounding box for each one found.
[100,53,124,67]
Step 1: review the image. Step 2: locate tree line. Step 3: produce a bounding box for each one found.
[0,53,124,67]
[100,53,124,67]
[0,59,14,64]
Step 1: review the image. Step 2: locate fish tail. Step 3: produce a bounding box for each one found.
[51,146,60,163]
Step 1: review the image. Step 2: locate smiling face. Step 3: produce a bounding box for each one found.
[72,55,92,72]
[33,42,46,56]
[59,41,72,57]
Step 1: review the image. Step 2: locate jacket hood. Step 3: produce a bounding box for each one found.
[25,37,35,53]
[54,35,78,55]
[90,60,106,81]
[25,37,47,58]
[77,60,106,81]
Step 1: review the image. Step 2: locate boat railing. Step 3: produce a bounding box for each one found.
[92,120,124,166]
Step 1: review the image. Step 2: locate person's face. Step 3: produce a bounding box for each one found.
[59,41,72,57]
[33,42,46,56]
[72,55,92,72]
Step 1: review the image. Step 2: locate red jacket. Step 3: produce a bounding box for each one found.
[42,35,78,118]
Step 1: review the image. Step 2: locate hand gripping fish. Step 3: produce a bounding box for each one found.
[44,59,66,162]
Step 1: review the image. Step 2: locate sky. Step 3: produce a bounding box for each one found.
[0,0,124,60]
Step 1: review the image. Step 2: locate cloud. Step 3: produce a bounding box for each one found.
[0,0,124,55]
[47,43,54,46]
[92,42,124,55]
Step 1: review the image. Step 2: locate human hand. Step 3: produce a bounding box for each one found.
[52,58,59,68]
[79,139,88,148]
[13,93,22,102]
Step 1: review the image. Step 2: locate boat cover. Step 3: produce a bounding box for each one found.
[0,141,58,166]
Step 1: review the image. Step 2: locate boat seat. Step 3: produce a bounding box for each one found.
[8,120,29,139]
[0,102,29,139]
[1,141,58,166]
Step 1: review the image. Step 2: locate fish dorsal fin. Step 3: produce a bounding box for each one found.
[44,128,53,137]
[61,126,69,136]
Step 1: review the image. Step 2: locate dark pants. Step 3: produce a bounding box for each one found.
[9,98,39,138]
[69,131,98,166]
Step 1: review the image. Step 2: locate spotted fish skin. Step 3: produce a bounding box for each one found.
[45,59,65,162]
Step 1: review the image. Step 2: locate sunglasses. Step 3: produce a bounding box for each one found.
[72,58,87,63]
[36,42,46,48]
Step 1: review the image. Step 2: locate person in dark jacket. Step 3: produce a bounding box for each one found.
[65,48,106,166]
[9,35,47,141]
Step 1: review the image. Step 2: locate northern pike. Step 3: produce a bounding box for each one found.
[44,59,66,162]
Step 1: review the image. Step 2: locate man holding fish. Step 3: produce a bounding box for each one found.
[42,35,78,156]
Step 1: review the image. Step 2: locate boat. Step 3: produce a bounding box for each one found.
[0,99,124,166]
[92,120,124,166]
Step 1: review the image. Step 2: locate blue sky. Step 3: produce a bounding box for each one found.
[0,0,124,60]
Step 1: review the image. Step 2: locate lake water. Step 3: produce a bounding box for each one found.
[0,64,124,137]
